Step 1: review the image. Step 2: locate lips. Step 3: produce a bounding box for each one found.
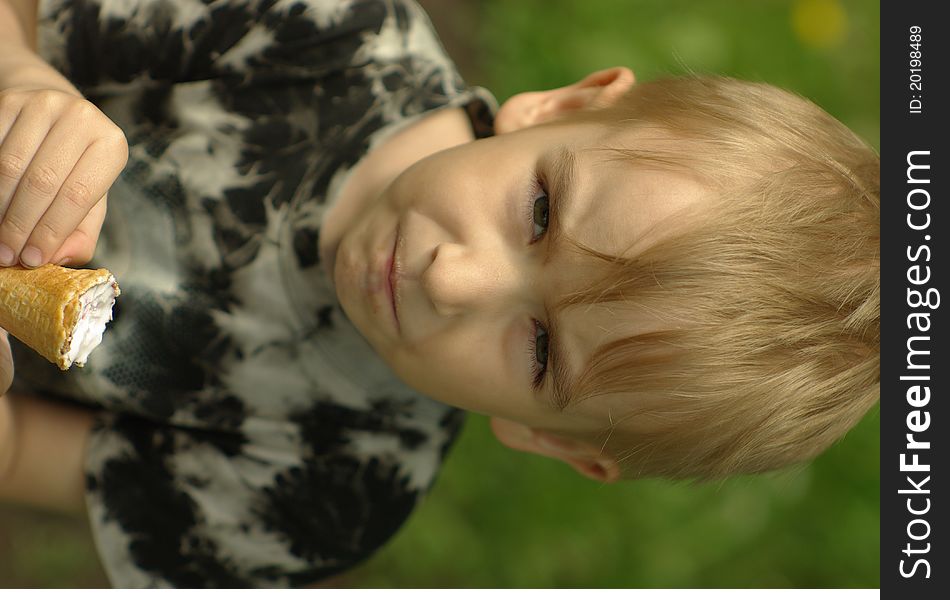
[388,225,401,330]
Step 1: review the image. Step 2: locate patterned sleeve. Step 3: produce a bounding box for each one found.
[38,0,379,92]
[81,406,440,588]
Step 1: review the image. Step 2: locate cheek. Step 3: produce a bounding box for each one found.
[396,147,499,217]
[388,333,511,412]
[393,339,470,390]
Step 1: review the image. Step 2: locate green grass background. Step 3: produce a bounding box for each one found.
[0,0,879,588]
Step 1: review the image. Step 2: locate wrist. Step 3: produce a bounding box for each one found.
[0,47,81,96]
[0,0,34,50]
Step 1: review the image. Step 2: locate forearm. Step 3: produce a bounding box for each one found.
[0,0,34,49]
[0,391,95,515]
[0,394,14,484]
[0,0,80,95]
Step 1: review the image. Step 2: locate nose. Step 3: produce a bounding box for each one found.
[421,241,527,318]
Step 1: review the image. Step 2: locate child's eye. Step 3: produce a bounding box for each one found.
[524,178,550,243]
[527,319,549,390]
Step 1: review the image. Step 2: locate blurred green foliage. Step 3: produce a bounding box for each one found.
[353,412,879,587]
[351,0,880,588]
[479,0,879,149]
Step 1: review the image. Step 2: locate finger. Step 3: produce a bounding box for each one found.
[0,115,92,267]
[22,134,123,266]
[0,101,21,145]
[0,110,53,264]
[49,194,108,267]
[0,96,58,212]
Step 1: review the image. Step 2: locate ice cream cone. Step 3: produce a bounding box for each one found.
[0,264,120,370]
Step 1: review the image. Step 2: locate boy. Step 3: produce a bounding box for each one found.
[0,0,879,589]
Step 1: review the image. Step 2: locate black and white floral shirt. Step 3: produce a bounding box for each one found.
[10,0,496,587]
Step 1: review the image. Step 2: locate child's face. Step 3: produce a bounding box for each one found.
[331,113,707,435]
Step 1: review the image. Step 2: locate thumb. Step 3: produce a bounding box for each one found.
[0,327,13,393]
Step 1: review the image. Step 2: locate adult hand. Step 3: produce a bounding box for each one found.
[0,87,128,268]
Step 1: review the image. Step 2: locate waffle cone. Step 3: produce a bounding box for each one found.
[0,264,120,370]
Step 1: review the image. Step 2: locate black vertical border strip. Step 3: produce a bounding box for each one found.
[881,0,946,596]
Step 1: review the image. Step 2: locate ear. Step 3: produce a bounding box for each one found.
[490,417,621,484]
[494,66,635,135]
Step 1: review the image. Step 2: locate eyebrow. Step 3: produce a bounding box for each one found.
[545,146,580,412]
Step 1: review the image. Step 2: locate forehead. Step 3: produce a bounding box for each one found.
[566,125,708,257]
[546,125,709,416]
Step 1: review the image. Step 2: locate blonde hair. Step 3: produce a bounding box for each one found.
[545,75,879,480]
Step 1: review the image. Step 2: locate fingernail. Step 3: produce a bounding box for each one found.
[0,244,14,266]
[57,256,72,266]
[20,246,43,268]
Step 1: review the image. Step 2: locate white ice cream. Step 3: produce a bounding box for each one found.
[65,276,118,368]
